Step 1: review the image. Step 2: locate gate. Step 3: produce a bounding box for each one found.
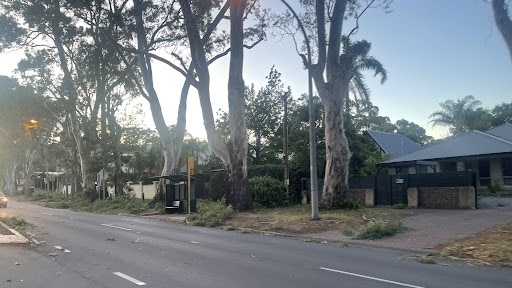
[375,175,391,206]
[390,175,408,205]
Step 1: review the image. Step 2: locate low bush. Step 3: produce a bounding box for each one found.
[43,193,148,215]
[355,220,406,240]
[154,202,166,214]
[392,203,408,209]
[250,176,288,208]
[417,254,436,264]
[187,200,234,227]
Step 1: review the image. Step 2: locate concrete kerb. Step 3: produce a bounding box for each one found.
[0,221,29,244]
[232,227,433,256]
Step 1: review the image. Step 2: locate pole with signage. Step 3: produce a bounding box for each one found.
[187,156,195,215]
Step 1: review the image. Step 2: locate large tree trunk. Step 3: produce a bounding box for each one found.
[493,0,512,61]
[311,0,350,209]
[51,0,94,191]
[5,162,17,195]
[321,95,351,208]
[23,150,37,196]
[133,0,188,203]
[227,0,251,211]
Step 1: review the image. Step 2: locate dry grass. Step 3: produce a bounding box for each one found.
[225,205,418,235]
[441,222,512,267]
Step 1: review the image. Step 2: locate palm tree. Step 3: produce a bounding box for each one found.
[342,37,387,122]
[429,95,487,135]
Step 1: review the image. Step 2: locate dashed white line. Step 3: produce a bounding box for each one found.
[320,267,426,288]
[190,241,199,244]
[101,224,132,231]
[113,272,146,286]
[42,213,53,216]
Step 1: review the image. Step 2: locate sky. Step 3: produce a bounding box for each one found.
[0,0,511,141]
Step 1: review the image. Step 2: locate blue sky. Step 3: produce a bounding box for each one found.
[240,0,512,139]
[0,0,510,140]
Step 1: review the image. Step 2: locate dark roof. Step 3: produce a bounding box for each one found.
[486,123,512,142]
[367,130,423,158]
[381,129,512,165]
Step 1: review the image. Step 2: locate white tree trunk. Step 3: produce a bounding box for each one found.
[24,149,37,196]
[321,95,351,208]
[5,162,17,194]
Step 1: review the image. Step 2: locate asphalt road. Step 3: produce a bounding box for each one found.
[1,201,511,288]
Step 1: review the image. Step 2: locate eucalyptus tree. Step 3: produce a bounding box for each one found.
[170,0,266,210]
[1,0,138,192]
[492,0,512,61]
[0,76,51,195]
[286,0,391,208]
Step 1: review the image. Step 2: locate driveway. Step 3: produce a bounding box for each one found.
[306,198,512,253]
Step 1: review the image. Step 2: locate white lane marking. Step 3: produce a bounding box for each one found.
[101,224,132,231]
[190,241,199,244]
[320,267,426,288]
[113,272,146,286]
[42,213,53,216]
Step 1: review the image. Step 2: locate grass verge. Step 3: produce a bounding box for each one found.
[0,216,30,235]
[441,222,512,267]
[23,192,150,215]
[187,200,234,227]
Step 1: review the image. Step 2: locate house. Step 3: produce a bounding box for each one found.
[366,130,423,159]
[379,123,512,191]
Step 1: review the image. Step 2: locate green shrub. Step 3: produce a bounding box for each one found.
[250,176,288,208]
[187,200,234,227]
[154,202,166,214]
[417,254,436,264]
[355,220,406,240]
[488,183,502,195]
[209,171,229,201]
[0,216,29,230]
[340,201,361,210]
[248,165,284,181]
[392,203,408,209]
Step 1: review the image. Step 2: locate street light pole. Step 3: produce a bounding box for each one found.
[282,91,290,196]
[280,0,320,220]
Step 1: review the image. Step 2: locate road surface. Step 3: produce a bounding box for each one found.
[1,201,511,288]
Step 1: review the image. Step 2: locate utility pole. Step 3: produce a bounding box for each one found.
[282,90,290,195]
[280,0,320,220]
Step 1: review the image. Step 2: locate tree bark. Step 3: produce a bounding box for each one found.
[51,0,93,191]
[321,94,351,208]
[5,162,17,195]
[493,0,512,61]
[133,0,189,203]
[23,150,37,196]
[227,0,251,211]
[312,0,351,209]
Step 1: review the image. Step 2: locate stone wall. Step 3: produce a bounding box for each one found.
[413,186,475,209]
[347,189,374,207]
